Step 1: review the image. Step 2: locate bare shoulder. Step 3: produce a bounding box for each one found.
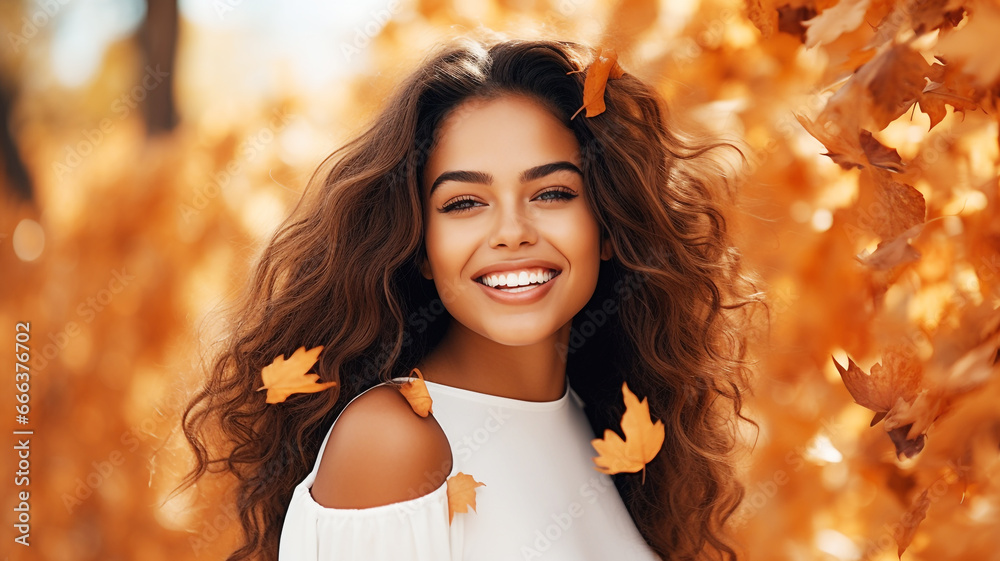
[310,384,453,509]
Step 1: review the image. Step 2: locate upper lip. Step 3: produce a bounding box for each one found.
[471,259,563,281]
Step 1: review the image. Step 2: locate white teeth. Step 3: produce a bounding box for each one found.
[478,269,558,288]
[501,285,535,293]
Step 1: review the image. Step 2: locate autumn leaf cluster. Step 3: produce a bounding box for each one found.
[738,0,1000,557]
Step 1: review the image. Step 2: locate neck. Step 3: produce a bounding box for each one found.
[417,320,571,402]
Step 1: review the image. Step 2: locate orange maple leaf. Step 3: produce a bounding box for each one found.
[832,347,922,416]
[591,381,665,484]
[256,345,337,404]
[833,347,938,458]
[446,472,485,524]
[398,367,434,417]
[568,47,625,119]
[856,168,926,241]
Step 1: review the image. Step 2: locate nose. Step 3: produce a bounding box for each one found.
[488,202,537,249]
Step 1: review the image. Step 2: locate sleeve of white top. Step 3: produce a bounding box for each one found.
[278,475,464,561]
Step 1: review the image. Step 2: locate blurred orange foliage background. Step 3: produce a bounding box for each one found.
[1,0,997,560]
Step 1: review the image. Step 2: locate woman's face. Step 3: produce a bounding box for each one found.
[421,94,612,346]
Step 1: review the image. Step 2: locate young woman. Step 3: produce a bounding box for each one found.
[179,34,761,561]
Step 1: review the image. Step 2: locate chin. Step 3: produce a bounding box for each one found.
[489,336,548,347]
[478,325,560,347]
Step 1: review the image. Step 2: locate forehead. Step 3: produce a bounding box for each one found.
[423,95,581,189]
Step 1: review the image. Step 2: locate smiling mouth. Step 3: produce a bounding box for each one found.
[475,269,562,292]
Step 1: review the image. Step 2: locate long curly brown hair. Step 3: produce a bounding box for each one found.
[177,33,764,561]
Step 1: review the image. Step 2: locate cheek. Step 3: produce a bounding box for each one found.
[423,219,472,276]
[553,209,603,259]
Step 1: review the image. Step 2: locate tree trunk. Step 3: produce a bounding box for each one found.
[0,82,32,201]
[138,0,179,135]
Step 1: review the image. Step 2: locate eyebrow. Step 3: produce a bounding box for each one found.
[428,161,583,195]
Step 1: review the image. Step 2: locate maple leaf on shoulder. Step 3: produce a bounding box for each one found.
[256,345,337,404]
[446,472,486,524]
[397,367,434,417]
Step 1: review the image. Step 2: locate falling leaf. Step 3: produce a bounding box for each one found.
[858,222,925,270]
[917,67,982,130]
[802,0,871,49]
[795,111,867,170]
[835,348,940,459]
[398,367,434,417]
[446,472,485,524]
[569,47,625,119]
[591,381,665,484]
[918,79,949,129]
[854,168,926,241]
[256,345,336,404]
[860,130,904,172]
[862,44,932,130]
[894,487,932,557]
[832,347,923,414]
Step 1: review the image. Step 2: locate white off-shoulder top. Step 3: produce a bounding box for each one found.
[277,375,663,560]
